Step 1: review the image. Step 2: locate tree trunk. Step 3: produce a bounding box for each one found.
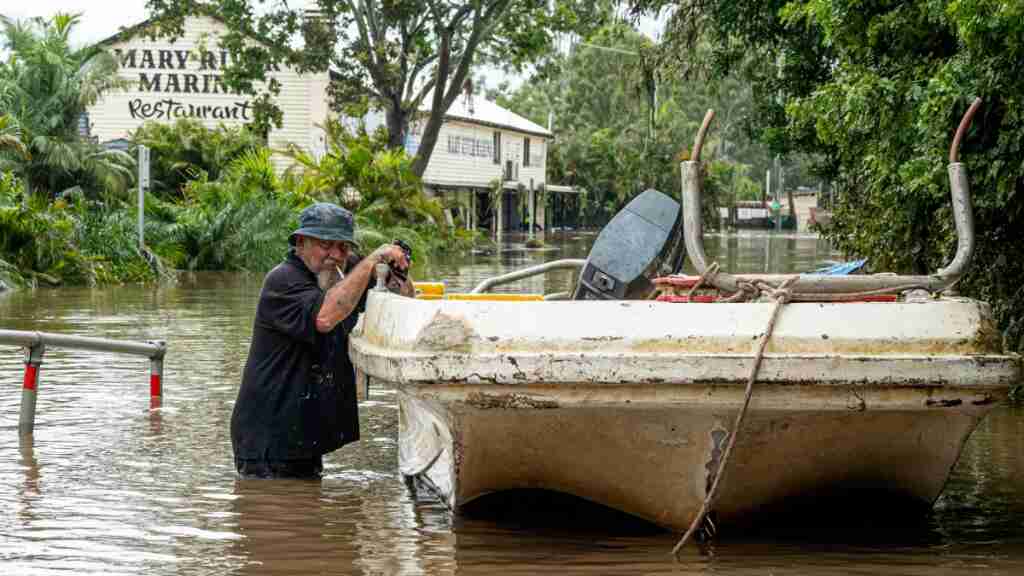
[411,111,445,177]
[410,32,453,178]
[787,186,797,231]
[385,100,408,150]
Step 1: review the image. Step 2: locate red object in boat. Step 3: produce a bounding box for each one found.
[653,276,899,303]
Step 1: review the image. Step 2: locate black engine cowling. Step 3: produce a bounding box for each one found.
[572,188,682,300]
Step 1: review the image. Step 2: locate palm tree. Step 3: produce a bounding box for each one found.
[0,12,133,200]
[0,115,28,161]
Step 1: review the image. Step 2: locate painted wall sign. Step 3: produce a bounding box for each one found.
[113,47,281,120]
[86,15,331,172]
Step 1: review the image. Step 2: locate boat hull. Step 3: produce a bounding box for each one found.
[350,293,1020,532]
[395,382,994,531]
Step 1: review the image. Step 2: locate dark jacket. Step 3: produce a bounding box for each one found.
[231,251,364,461]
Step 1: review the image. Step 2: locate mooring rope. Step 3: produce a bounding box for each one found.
[671,274,800,558]
[686,262,721,300]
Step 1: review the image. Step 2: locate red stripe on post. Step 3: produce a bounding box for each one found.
[150,373,162,398]
[23,364,38,391]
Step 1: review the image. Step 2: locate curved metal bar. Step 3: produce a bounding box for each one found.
[470,259,586,294]
[681,101,982,294]
[950,97,982,163]
[543,291,573,301]
[936,162,975,279]
[692,109,715,162]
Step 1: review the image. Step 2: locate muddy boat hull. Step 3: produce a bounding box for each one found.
[398,387,991,531]
[350,294,1020,531]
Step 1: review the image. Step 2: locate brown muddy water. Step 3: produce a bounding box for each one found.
[2,231,1023,575]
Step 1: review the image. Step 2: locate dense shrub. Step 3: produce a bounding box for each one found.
[130,119,264,199]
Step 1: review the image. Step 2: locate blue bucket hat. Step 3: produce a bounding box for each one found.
[290,202,357,247]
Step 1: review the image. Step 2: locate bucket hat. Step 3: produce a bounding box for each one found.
[289,202,357,247]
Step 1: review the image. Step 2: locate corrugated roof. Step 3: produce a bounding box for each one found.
[426,94,552,139]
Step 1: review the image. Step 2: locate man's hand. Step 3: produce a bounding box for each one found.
[369,243,410,272]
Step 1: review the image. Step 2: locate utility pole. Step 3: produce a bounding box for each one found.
[137,145,150,250]
[774,155,783,232]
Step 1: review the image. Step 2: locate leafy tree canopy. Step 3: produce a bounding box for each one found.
[0,12,134,200]
[499,20,812,227]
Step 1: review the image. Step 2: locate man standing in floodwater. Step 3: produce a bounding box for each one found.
[231,202,412,478]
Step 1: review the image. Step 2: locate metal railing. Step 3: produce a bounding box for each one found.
[0,329,167,436]
[680,98,983,297]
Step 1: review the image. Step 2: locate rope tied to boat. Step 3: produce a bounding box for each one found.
[672,272,800,558]
[686,262,721,300]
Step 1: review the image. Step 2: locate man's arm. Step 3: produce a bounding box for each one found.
[315,244,408,333]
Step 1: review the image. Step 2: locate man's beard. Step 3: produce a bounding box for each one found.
[317,264,344,291]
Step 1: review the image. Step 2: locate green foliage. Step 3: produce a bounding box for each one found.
[501,22,774,228]
[640,0,1024,344]
[167,148,297,272]
[280,120,429,219]
[0,115,29,161]
[281,119,478,260]
[130,119,265,199]
[0,172,26,288]
[0,184,95,285]
[0,12,134,201]
[73,199,160,285]
[145,0,613,176]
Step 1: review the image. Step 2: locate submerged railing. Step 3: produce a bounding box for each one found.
[0,329,167,436]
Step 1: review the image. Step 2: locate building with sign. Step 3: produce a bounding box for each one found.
[412,93,579,234]
[85,13,330,171]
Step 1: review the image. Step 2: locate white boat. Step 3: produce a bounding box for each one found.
[348,100,1021,533]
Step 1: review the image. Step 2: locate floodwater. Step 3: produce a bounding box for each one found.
[1,231,1022,575]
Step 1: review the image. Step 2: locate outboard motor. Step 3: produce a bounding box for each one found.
[572,188,683,300]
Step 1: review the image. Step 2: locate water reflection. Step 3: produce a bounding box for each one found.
[0,231,1022,575]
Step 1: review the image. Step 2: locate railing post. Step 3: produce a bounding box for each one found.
[149,340,166,408]
[19,342,45,436]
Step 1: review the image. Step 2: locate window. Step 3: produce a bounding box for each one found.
[492,131,501,164]
[523,137,531,167]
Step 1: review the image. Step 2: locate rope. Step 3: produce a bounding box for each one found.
[671,274,799,558]
[687,262,721,300]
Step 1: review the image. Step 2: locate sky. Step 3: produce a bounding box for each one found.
[2,1,152,45]
[2,1,663,91]
[2,1,662,44]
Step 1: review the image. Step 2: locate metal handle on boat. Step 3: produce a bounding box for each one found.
[470,259,586,294]
[680,99,983,295]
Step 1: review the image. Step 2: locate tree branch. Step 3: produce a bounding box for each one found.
[363,0,383,49]
[442,1,509,109]
[348,0,384,88]
[447,4,475,33]
[410,76,438,111]
[405,53,438,100]
[408,12,428,39]
[425,0,445,26]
